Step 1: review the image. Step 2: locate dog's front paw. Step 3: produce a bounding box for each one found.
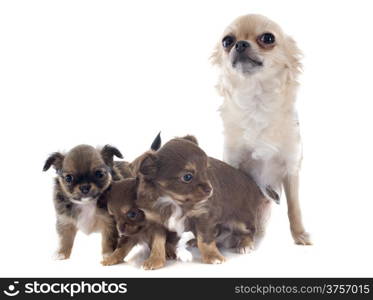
[237,236,255,254]
[102,252,113,259]
[165,246,176,260]
[292,231,312,245]
[237,245,254,254]
[54,251,70,260]
[202,252,226,264]
[176,248,193,262]
[142,257,166,270]
[101,255,123,266]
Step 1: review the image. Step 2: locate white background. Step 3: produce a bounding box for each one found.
[0,0,372,277]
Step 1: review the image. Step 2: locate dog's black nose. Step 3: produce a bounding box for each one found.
[80,184,91,194]
[235,40,250,53]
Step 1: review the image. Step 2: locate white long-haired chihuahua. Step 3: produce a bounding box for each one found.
[212,14,311,245]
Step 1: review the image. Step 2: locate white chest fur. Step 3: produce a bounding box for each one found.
[154,196,195,262]
[219,71,302,201]
[154,196,185,236]
[75,200,99,235]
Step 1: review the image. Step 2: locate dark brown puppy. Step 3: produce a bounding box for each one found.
[101,178,178,270]
[43,144,129,260]
[137,136,267,264]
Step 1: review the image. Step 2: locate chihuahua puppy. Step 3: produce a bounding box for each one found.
[43,144,128,260]
[137,136,266,264]
[43,134,162,261]
[211,14,311,245]
[101,178,178,270]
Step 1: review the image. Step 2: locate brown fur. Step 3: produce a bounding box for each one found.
[101,178,178,270]
[197,235,225,264]
[136,136,266,264]
[43,144,129,260]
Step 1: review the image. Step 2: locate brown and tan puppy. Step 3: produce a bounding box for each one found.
[136,136,266,264]
[101,178,178,270]
[43,144,130,260]
[43,134,162,261]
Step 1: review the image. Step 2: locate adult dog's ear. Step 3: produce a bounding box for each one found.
[181,135,198,145]
[210,42,222,66]
[43,152,65,172]
[101,145,123,167]
[139,153,158,180]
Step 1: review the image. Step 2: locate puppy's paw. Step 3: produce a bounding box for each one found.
[237,237,255,254]
[237,245,254,254]
[166,251,176,260]
[142,257,166,270]
[54,251,70,260]
[101,255,123,266]
[292,231,312,245]
[202,252,226,264]
[102,252,112,259]
[176,248,193,262]
[166,246,176,260]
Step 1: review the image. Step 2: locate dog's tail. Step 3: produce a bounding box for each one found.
[150,132,161,151]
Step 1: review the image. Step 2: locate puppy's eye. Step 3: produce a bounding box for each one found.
[222,35,235,48]
[127,210,138,219]
[181,173,193,183]
[95,170,105,179]
[257,33,276,47]
[65,174,73,183]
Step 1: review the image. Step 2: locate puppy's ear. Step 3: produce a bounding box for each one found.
[139,153,158,180]
[181,135,198,145]
[43,152,64,172]
[150,132,162,151]
[101,145,123,167]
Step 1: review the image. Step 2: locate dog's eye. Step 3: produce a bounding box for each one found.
[257,33,276,47]
[127,210,138,219]
[222,35,235,48]
[65,174,73,183]
[181,173,193,183]
[95,170,105,179]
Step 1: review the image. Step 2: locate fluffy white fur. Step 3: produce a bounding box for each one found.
[153,196,194,261]
[212,14,311,245]
[154,196,186,236]
[75,200,98,235]
[176,231,195,262]
[59,198,102,235]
